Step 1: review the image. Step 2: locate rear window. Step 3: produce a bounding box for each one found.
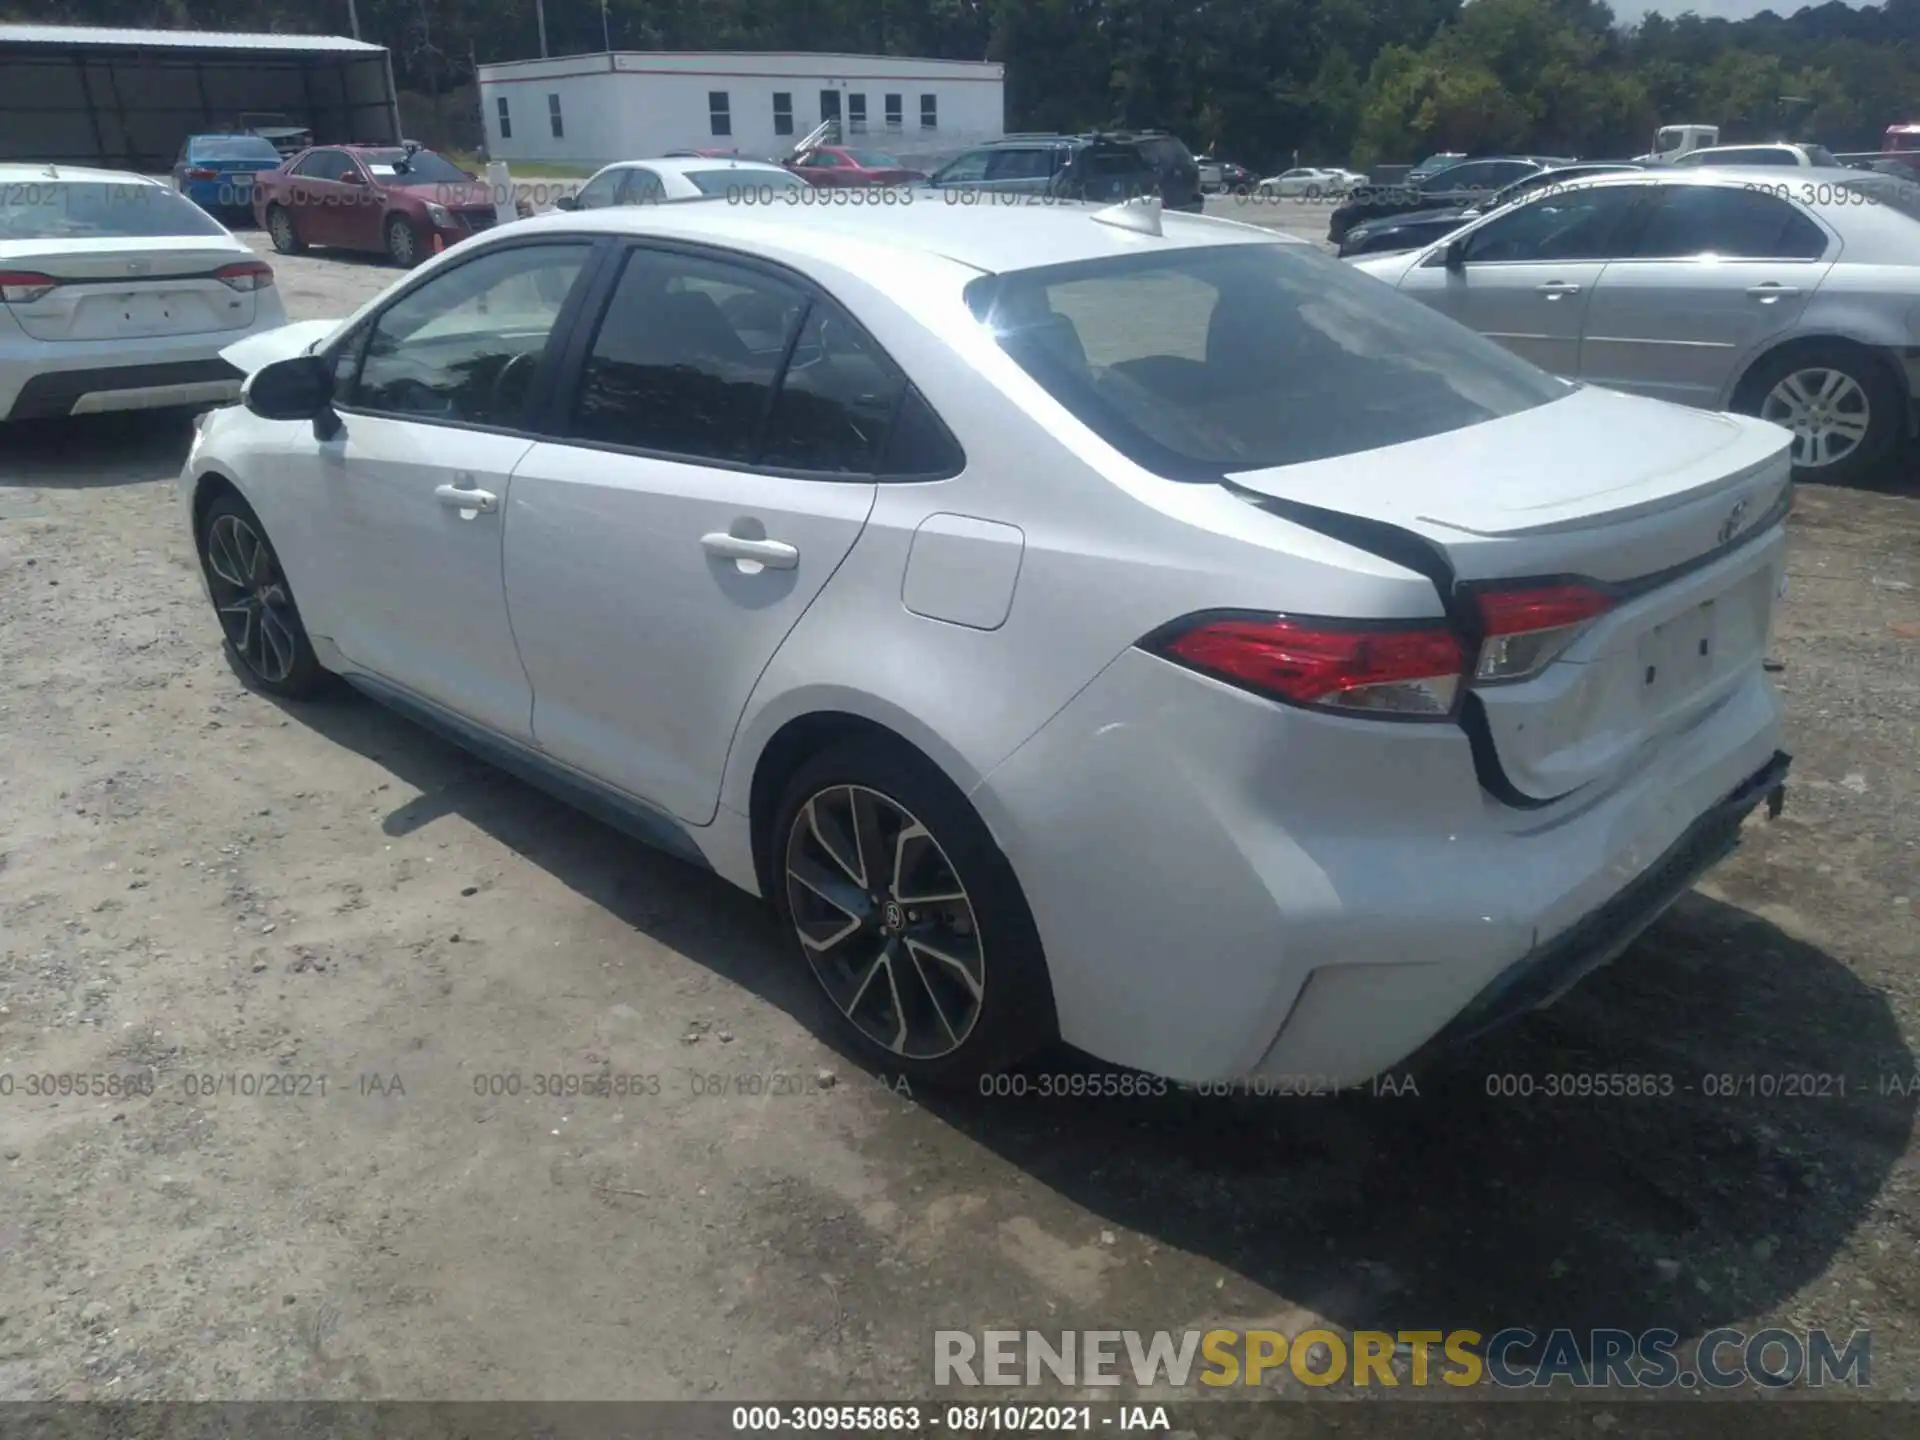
[844,150,903,168]
[966,242,1568,480]
[0,181,227,239]
[191,136,283,163]
[687,167,806,195]
[1133,136,1193,169]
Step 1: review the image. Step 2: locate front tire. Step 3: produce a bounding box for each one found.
[196,490,328,699]
[386,215,423,268]
[1735,342,1903,484]
[265,204,305,255]
[771,741,1056,1087]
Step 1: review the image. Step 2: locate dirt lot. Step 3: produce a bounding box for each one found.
[0,223,1916,1406]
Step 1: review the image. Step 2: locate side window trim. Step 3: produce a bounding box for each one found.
[327,234,617,438]
[540,236,964,482]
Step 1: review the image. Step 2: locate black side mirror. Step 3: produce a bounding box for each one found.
[553,194,578,211]
[1444,238,1468,271]
[244,354,335,430]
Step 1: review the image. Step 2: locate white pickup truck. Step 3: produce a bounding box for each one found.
[1637,124,1719,162]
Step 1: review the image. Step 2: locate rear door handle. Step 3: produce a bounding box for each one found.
[1746,284,1802,301]
[1535,281,1582,296]
[435,483,498,514]
[701,532,799,569]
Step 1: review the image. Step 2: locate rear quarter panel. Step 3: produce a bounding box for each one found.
[715,245,1446,831]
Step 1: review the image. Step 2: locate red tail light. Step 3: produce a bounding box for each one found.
[0,270,58,304]
[1472,583,1615,683]
[186,166,219,180]
[214,260,275,293]
[1147,614,1466,719]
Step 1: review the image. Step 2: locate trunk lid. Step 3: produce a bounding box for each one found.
[1226,385,1793,802]
[0,238,258,341]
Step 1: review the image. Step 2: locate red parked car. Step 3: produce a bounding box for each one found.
[783,145,926,187]
[252,143,529,268]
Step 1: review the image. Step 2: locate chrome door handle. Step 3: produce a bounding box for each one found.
[1746,284,1802,301]
[434,483,498,514]
[1535,281,1581,296]
[701,532,799,569]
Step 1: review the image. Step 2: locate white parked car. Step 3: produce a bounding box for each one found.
[181,199,1793,1088]
[1258,167,1346,197]
[555,156,810,211]
[1,164,286,420]
[1668,143,1840,169]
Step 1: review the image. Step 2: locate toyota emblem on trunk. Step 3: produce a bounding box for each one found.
[1718,498,1749,546]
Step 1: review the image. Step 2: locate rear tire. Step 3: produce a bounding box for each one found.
[770,740,1056,1088]
[196,490,329,700]
[386,215,423,269]
[1734,342,1903,485]
[266,204,305,255]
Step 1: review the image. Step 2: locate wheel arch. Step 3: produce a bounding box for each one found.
[738,699,986,904]
[189,466,243,543]
[1726,329,1909,412]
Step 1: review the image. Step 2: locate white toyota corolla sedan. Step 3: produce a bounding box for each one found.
[1,164,286,421]
[179,196,1794,1087]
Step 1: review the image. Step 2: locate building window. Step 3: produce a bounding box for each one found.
[820,89,841,126]
[548,93,564,139]
[772,91,793,136]
[496,96,512,140]
[709,91,731,137]
[848,93,867,134]
[920,94,937,130]
[884,93,902,131]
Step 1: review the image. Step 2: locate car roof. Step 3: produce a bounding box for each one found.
[602,156,794,178]
[503,195,1296,277]
[1562,163,1866,191]
[0,162,162,185]
[1686,143,1812,155]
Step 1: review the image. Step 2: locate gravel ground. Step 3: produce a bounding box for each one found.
[0,213,1914,1405]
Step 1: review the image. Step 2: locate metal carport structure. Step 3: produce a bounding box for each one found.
[0,24,401,172]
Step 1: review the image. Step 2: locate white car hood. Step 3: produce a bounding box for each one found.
[220,319,343,376]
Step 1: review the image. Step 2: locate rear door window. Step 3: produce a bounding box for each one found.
[758,306,907,473]
[1631,186,1828,259]
[967,241,1567,479]
[985,148,1053,181]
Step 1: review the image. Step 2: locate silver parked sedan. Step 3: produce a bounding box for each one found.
[1351,167,1920,481]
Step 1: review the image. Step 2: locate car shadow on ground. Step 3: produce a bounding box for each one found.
[278,680,1914,1360]
[0,411,199,490]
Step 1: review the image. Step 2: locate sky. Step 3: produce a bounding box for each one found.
[1626,0,1856,18]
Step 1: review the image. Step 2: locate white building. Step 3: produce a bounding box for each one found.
[475,50,1004,170]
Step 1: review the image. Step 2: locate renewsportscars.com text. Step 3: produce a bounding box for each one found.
[934,1327,1871,1389]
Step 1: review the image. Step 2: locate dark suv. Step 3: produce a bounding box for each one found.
[925,132,1203,210]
